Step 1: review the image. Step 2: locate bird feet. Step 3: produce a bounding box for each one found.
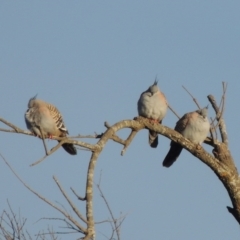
[196,143,202,150]
[48,134,53,139]
[148,118,159,124]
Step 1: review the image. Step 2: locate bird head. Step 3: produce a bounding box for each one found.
[148,78,159,94]
[28,94,37,108]
[197,105,208,118]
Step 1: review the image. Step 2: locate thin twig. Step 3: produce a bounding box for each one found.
[210,117,217,141]
[182,85,201,109]
[168,104,181,119]
[207,90,228,145]
[70,187,86,201]
[36,217,80,234]
[95,173,121,240]
[0,153,87,234]
[0,118,21,132]
[39,127,49,156]
[53,176,88,224]
[30,155,49,167]
[30,140,66,166]
[212,82,227,133]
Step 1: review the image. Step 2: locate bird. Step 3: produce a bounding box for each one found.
[25,95,77,155]
[162,106,210,167]
[137,79,168,148]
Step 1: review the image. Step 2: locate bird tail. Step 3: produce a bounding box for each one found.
[149,130,158,148]
[162,142,182,167]
[60,142,77,155]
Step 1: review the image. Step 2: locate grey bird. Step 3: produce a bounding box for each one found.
[25,96,77,155]
[163,106,210,167]
[138,80,168,148]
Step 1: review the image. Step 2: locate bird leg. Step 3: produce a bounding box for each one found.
[48,134,53,139]
[148,118,159,124]
[196,143,202,150]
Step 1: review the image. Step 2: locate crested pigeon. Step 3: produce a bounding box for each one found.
[25,96,77,155]
[162,107,210,167]
[138,80,168,148]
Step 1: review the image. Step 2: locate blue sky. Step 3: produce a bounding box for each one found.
[0,1,240,239]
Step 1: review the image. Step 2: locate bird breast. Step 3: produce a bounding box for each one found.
[138,92,167,120]
[182,117,210,144]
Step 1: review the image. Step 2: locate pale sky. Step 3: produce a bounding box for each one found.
[1,1,240,239]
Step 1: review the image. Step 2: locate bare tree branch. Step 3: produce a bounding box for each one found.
[0,153,87,236]
[207,94,228,145]
[104,121,138,156]
[1,82,240,239]
[0,201,35,240]
[95,173,125,240]
[0,118,22,132]
[53,176,88,224]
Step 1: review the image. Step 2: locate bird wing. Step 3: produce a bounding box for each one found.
[47,103,68,133]
[174,113,191,133]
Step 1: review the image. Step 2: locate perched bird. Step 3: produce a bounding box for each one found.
[137,80,168,148]
[162,106,210,167]
[25,95,77,155]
